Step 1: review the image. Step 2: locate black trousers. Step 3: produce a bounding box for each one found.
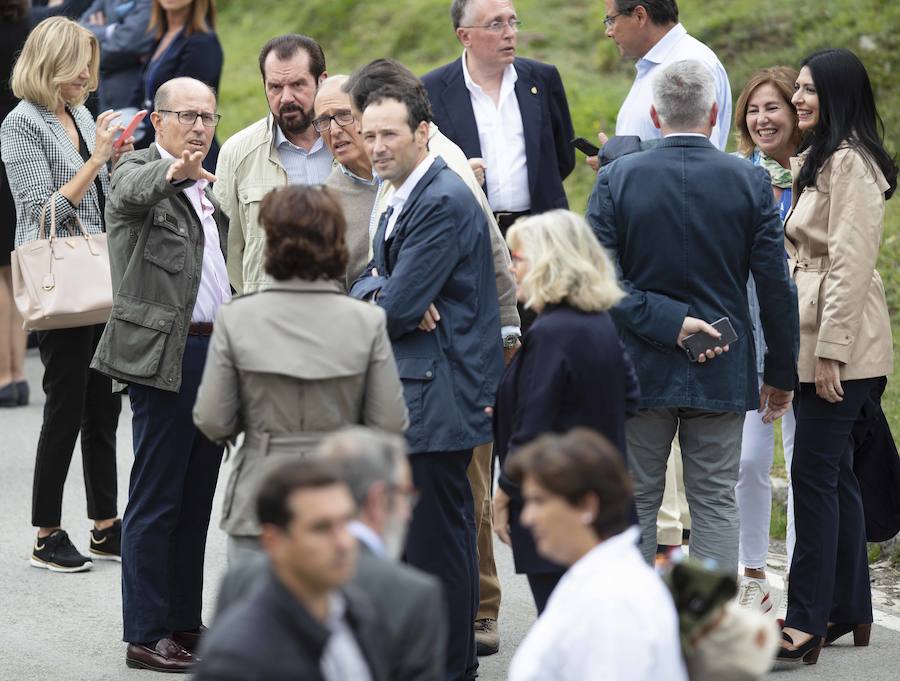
[785,378,879,636]
[406,450,478,681]
[32,324,120,527]
[527,571,564,614]
[122,336,223,643]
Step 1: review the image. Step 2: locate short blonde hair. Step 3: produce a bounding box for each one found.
[11,17,99,108]
[506,210,625,313]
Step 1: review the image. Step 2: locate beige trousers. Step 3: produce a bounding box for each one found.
[468,442,500,620]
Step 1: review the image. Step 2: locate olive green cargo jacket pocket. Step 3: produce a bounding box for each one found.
[96,295,178,378]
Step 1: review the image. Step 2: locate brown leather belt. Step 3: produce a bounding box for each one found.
[188,322,214,336]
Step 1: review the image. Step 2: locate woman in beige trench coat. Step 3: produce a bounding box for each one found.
[777,48,897,665]
[193,185,408,561]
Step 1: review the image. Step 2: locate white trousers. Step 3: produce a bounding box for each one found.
[736,374,796,569]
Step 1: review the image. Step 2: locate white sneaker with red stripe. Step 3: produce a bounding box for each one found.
[738,577,779,614]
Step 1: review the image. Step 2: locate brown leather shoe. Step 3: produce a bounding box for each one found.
[126,638,195,673]
[475,618,500,656]
[172,624,208,653]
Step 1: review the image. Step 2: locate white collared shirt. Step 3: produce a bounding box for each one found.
[155,144,230,323]
[508,527,688,681]
[384,155,436,240]
[319,592,374,681]
[615,23,732,150]
[461,51,530,212]
[273,125,334,185]
[348,521,386,557]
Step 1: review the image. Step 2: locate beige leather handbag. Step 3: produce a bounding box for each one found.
[10,194,113,331]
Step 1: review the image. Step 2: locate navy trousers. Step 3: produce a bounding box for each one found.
[122,336,223,643]
[526,571,564,614]
[785,378,879,637]
[406,450,478,681]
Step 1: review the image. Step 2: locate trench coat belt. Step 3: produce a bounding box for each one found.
[241,430,327,457]
[789,255,831,274]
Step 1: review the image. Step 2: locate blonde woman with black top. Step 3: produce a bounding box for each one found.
[1,17,133,572]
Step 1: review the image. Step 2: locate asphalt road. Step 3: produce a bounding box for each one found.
[1,349,898,680]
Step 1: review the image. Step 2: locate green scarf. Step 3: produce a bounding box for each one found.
[757,149,793,189]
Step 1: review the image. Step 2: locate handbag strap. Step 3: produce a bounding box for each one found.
[38,192,90,242]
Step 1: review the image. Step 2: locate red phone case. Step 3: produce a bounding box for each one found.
[114,110,148,148]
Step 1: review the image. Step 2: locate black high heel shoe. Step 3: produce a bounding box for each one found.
[776,631,823,665]
[825,622,871,647]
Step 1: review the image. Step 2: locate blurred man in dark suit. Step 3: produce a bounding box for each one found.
[215,429,448,681]
[196,460,386,681]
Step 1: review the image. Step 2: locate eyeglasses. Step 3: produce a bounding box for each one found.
[312,110,356,133]
[460,18,522,32]
[603,11,631,28]
[158,109,221,127]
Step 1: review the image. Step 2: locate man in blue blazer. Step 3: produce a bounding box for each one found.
[421,0,574,233]
[350,83,503,681]
[587,60,799,573]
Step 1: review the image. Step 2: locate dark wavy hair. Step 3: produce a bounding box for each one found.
[259,185,348,282]
[505,428,633,540]
[795,48,897,200]
[344,58,431,121]
[364,83,433,132]
[258,34,326,82]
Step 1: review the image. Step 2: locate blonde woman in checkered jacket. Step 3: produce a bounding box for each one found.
[1,17,134,573]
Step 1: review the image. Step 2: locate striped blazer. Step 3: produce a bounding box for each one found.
[1,100,109,247]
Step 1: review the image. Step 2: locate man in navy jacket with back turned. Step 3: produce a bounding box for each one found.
[350,81,503,681]
[588,60,798,574]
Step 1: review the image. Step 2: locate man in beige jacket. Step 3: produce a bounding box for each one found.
[214,34,332,294]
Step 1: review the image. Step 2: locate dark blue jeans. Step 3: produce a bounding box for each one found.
[121,336,223,643]
[406,450,478,681]
[785,378,880,637]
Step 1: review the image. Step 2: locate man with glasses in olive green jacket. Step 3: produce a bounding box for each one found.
[91,77,229,674]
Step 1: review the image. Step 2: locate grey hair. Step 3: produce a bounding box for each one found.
[450,0,476,29]
[154,77,217,112]
[315,428,408,507]
[651,60,716,130]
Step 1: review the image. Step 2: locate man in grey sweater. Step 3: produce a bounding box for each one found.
[313,76,378,291]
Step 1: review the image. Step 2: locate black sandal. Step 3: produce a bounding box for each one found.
[776,631,823,665]
[825,622,871,647]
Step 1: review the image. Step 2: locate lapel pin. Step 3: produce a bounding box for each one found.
[531,86,538,95]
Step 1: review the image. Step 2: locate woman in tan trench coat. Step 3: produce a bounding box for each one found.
[777,49,897,665]
[193,185,408,561]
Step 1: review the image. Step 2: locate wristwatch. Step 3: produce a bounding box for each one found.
[502,334,519,349]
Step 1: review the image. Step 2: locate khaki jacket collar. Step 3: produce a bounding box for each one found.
[265,277,344,294]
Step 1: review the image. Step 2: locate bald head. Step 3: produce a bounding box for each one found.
[316,74,349,101]
[313,75,371,179]
[154,77,217,113]
[151,77,219,161]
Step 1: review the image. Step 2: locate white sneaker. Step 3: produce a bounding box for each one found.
[737,577,778,614]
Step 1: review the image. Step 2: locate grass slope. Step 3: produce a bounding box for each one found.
[215,0,900,431]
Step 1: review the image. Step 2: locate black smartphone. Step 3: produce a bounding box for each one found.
[682,317,739,362]
[571,136,601,157]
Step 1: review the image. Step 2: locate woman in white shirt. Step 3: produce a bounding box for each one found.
[506,428,688,681]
